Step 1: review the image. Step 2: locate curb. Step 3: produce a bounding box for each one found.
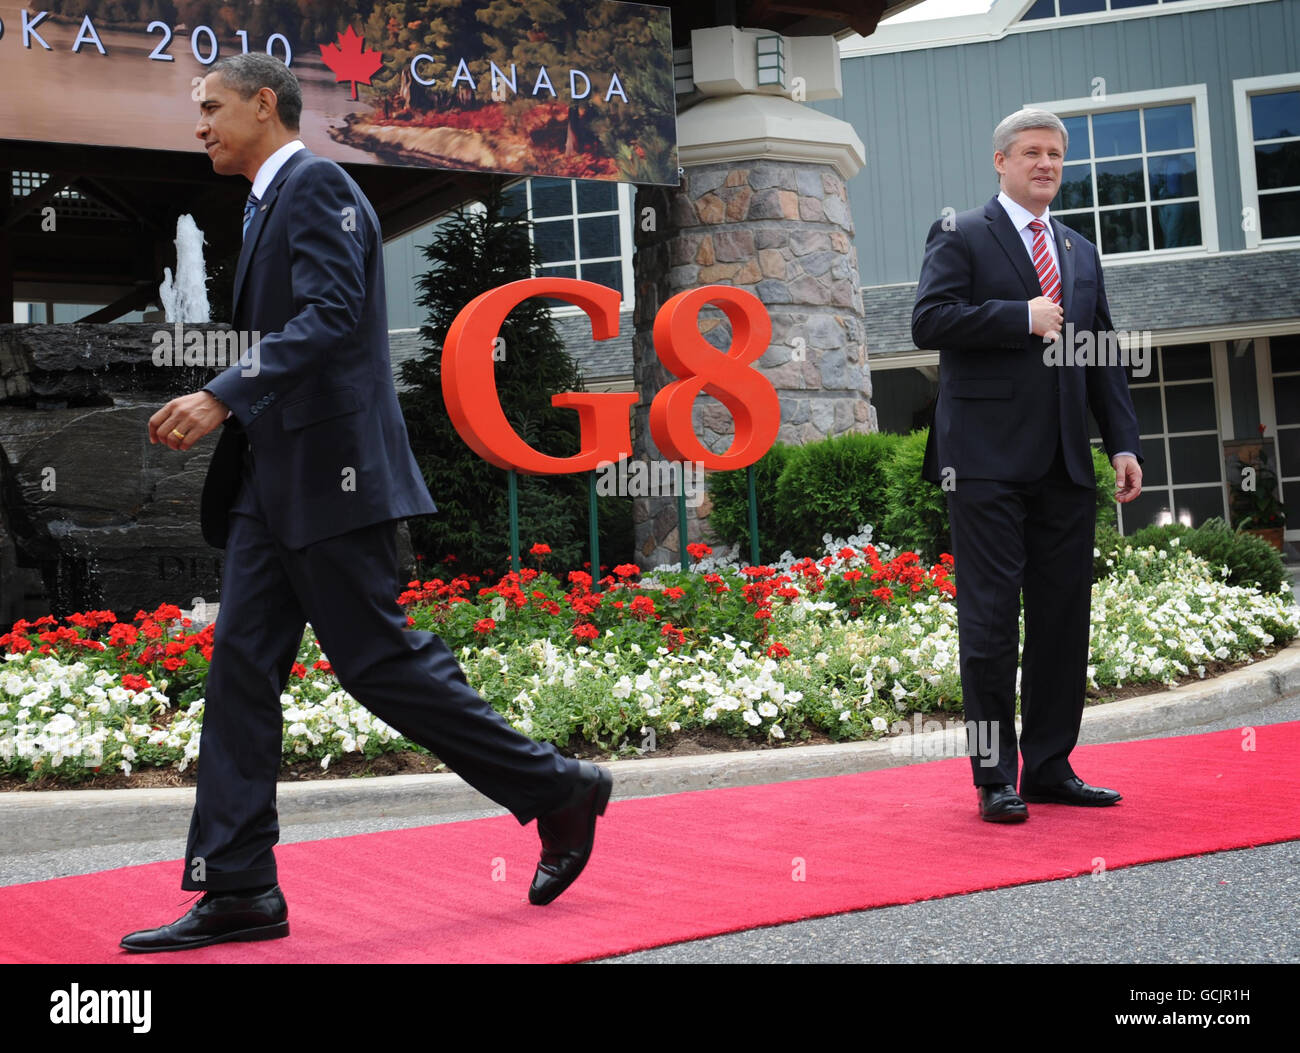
[4,639,1299,851]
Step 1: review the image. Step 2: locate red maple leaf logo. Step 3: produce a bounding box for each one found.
[320,26,383,101]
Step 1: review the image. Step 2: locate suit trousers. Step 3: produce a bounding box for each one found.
[181,449,582,891]
[945,438,1097,788]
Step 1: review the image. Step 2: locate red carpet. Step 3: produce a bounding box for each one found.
[2,723,1298,963]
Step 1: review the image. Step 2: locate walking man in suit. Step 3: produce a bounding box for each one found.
[914,109,1143,823]
[122,54,611,952]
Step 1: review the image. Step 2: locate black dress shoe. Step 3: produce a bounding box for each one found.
[977,784,1028,823]
[1020,775,1121,806]
[529,761,613,906]
[120,885,289,953]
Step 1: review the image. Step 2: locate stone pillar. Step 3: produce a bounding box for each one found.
[631,30,872,568]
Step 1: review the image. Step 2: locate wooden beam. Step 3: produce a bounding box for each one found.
[4,172,76,227]
[80,283,157,323]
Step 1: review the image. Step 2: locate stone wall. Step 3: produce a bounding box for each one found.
[631,159,875,567]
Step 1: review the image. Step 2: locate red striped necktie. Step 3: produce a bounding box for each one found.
[1027,219,1061,304]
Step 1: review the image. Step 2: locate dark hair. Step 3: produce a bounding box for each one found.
[210,53,303,132]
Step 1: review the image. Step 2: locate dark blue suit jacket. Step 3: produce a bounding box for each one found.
[200,148,436,549]
[914,196,1141,487]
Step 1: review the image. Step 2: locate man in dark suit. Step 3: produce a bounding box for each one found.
[914,109,1143,823]
[121,54,611,952]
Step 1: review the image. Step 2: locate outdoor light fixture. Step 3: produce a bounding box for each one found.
[756,35,785,88]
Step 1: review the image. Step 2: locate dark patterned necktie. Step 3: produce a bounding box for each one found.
[242,192,260,241]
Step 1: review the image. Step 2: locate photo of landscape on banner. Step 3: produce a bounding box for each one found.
[0,0,678,185]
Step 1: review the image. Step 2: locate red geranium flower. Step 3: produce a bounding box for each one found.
[572,623,599,641]
[530,543,551,557]
[474,618,496,634]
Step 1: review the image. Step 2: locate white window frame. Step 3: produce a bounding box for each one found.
[1028,85,1220,262]
[1117,342,1228,533]
[503,179,635,315]
[1233,73,1300,251]
[1009,0,1275,35]
[1255,333,1300,542]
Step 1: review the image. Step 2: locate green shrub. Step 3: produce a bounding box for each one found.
[1101,518,1286,595]
[706,443,796,564]
[1092,446,1118,529]
[774,431,903,558]
[1185,519,1287,594]
[882,429,951,562]
[1093,521,1123,581]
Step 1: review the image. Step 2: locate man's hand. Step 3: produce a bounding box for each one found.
[1112,454,1142,503]
[1030,295,1064,343]
[149,391,229,451]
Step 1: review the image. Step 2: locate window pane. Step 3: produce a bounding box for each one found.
[576,181,618,213]
[1153,202,1201,248]
[1144,104,1194,152]
[1062,115,1089,161]
[1020,0,1057,18]
[1099,207,1149,253]
[1255,141,1300,191]
[1269,333,1300,373]
[1056,163,1094,209]
[1274,374,1300,426]
[581,259,623,296]
[531,178,573,218]
[533,219,575,263]
[1092,110,1142,157]
[1132,385,1164,434]
[1148,152,1197,199]
[1164,382,1216,433]
[1174,486,1226,527]
[579,214,620,260]
[1096,157,1146,205]
[1060,211,1095,245]
[1110,0,1149,7]
[1278,427,1300,480]
[1251,91,1300,141]
[1169,434,1222,484]
[1260,190,1300,239]
[1160,344,1213,381]
[502,182,528,216]
[1141,443,1169,486]
[1121,489,1172,532]
[1058,0,1105,14]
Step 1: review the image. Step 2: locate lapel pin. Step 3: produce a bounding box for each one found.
[1065,238,1072,251]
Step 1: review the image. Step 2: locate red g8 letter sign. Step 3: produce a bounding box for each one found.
[442,278,780,474]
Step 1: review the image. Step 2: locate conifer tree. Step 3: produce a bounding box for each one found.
[399,180,590,577]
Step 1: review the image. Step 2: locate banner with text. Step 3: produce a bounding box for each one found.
[0,0,677,184]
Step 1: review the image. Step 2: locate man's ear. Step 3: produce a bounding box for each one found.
[256,86,280,125]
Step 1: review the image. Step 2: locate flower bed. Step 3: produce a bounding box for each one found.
[2,531,1295,784]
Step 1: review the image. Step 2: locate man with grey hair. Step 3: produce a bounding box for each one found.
[123,53,612,952]
[914,108,1144,823]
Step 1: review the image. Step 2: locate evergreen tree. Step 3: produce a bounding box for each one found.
[399,181,592,578]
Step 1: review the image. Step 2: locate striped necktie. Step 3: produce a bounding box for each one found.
[1027,219,1061,304]
[242,192,259,241]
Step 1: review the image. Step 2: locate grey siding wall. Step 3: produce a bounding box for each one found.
[382,217,445,331]
[817,0,1300,286]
